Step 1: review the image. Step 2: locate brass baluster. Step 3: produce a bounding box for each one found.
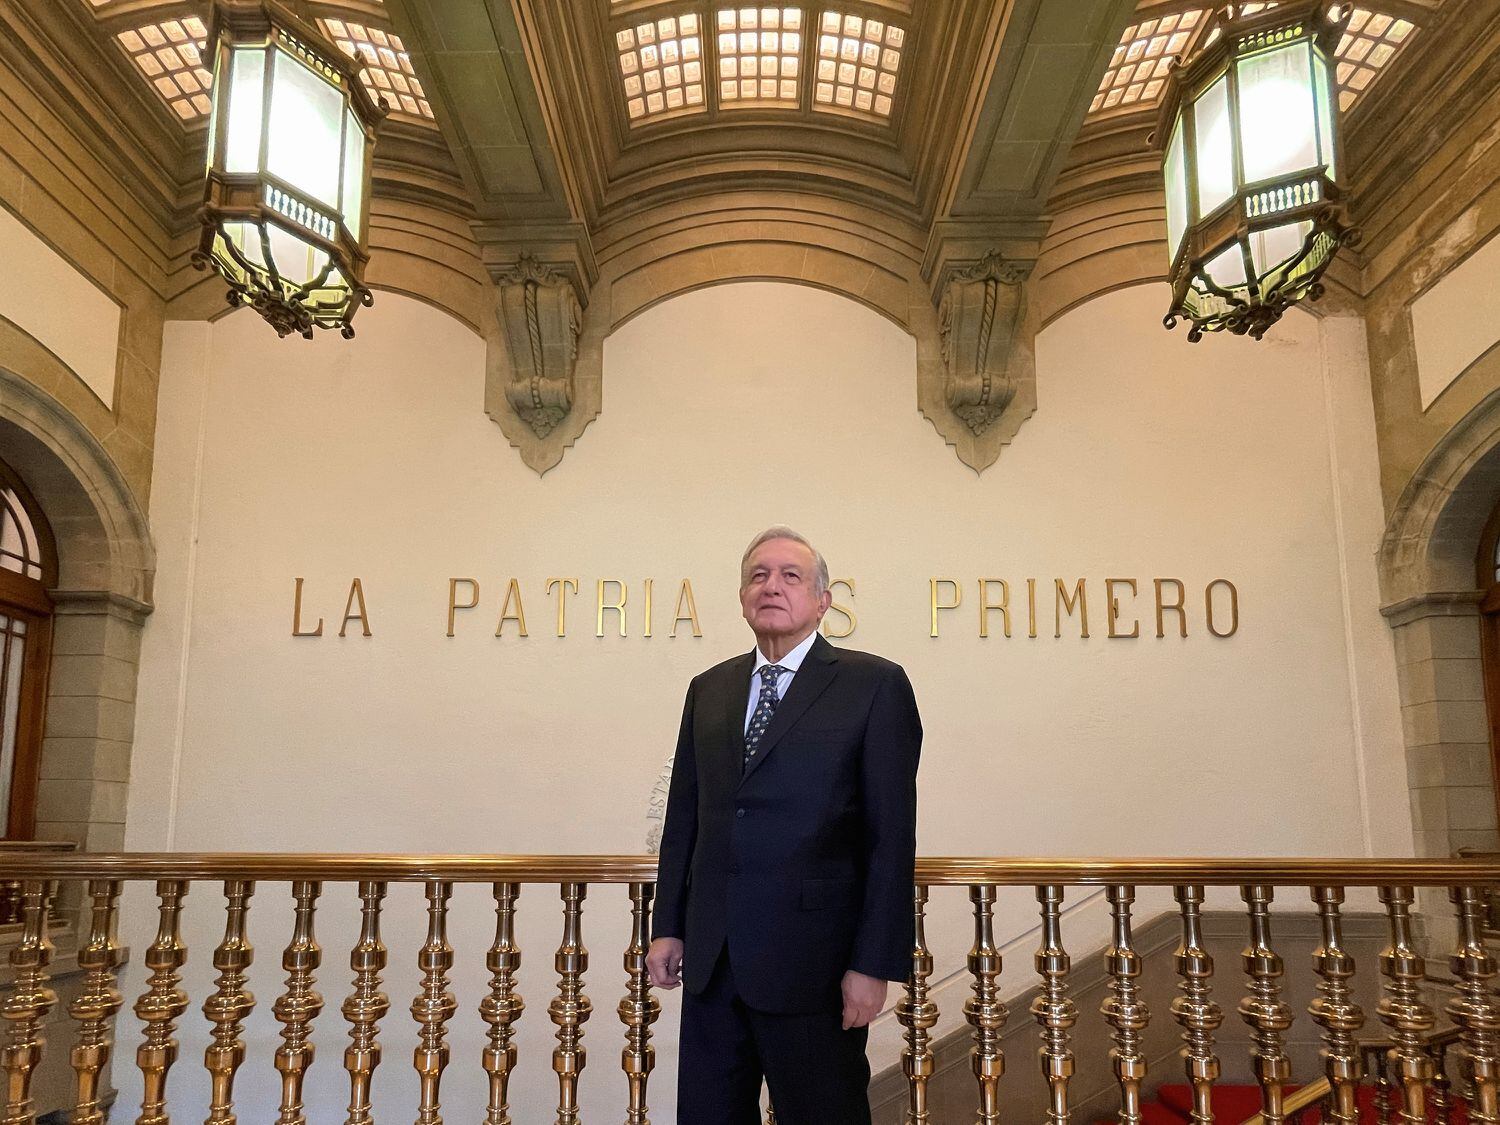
[1032,885,1075,1125]
[964,883,1005,1125]
[1169,885,1221,1125]
[204,880,256,1125]
[2,880,56,1125]
[1239,885,1293,1125]
[274,880,324,1125]
[1373,1046,1394,1124]
[1377,886,1435,1125]
[551,882,591,1125]
[412,880,456,1125]
[70,879,124,1125]
[619,882,659,1125]
[898,885,937,1125]
[136,879,189,1125]
[481,883,523,1125]
[1308,887,1363,1125]
[1432,1044,1454,1125]
[1449,885,1500,1125]
[343,881,389,1125]
[1102,884,1148,1125]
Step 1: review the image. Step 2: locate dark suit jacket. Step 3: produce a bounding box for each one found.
[652,633,922,1014]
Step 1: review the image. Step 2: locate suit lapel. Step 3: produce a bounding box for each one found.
[739,634,840,786]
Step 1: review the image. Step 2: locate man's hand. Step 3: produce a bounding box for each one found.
[841,970,888,1029]
[646,937,685,989]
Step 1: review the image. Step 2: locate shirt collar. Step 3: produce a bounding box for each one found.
[753,629,819,675]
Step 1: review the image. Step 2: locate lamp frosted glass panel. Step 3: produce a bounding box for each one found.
[340,108,365,232]
[1164,118,1189,261]
[225,48,266,174]
[1312,49,1336,181]
[267,50,343,209]
[224,221,330,289]
[1237,42,1317,184]
[1249,220,1313,278]
[1202,243,1247,290]
[1193,75,1234,216]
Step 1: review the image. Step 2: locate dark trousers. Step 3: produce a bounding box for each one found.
[677,950,872,1125]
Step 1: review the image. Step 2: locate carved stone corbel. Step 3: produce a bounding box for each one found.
[917,247,1038,473]
[939,251,1028,436]
[490,254,580,438]
[485,253,602,475]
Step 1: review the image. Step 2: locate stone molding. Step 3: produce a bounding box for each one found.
[1379,383,1500,607]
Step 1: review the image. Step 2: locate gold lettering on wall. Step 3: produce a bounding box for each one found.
[1155,578,1188,638]
[1054,578,1088,639]
[495,579,528,637]
[823,578,857,639]
[979,579,1010,639]
[1026,578,1038,638]
[546,578,579,637]
[292,577,324,637]
[1106,578,1139,639]
[1206,579,1239,638]
[447,578,479,637]
[597,579,628,638]
[671,579,702,638]
[930,579,961,637]
[339,578,372,638]
[643,578,654,639]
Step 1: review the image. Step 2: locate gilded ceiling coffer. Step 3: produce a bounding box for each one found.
[938,251,1031,438]
[488,256,583,441]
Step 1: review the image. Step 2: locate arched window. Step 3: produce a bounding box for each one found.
[0,457,56,840]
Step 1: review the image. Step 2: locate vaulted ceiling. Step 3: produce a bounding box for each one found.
[40,0,1452,312]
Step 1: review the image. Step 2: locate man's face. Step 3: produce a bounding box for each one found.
[740,538,832,641]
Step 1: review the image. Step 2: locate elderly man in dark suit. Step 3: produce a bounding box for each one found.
[646,526,923,1124]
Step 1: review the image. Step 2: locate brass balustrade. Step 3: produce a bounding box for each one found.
[0,853,1496,1125]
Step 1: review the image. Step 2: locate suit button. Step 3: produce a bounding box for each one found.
[736,807,746,818]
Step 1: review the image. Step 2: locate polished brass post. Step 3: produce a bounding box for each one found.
[1377,885,1435,1125]
[1308,886,1363,1125]
[1102,884,1148,1125]
[481,883,524,1125]
[1169,885,1221,1125]
[1373,1046,1394,1124]
[898,885,937,1125]
[551,882,591,1125]
[412,880,456,1125]
[273,880,324,1125]
[1239,885,1293,1125]
[619,882,659,1125]
[1031,885,1075,1125]
[2,880,56,1125]
[70,879,124,1125]
[136,879,189,1125]
[203,880,256,1125]
[343,881,389,1125]
[1432,1051,1454,1125]
[964,883,1005,1125]
[1449,885,1500,1125]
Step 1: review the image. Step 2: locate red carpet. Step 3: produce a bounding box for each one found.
[1095,1082,1468,1123]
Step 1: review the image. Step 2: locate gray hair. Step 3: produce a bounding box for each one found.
[740,526,830,595]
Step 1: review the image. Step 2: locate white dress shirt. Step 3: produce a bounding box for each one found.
[744,629,820,733]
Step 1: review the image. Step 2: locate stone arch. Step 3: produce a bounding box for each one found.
[0,366,153,850]
[1378,382,1500,860]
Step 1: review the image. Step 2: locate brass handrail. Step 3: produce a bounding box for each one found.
[1242,1076,1329,1125]
[0,852,1497,883]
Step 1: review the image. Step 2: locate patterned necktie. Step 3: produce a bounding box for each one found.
[743,664,788,771]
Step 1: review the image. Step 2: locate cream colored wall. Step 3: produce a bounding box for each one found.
[122,280,1408,1120]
